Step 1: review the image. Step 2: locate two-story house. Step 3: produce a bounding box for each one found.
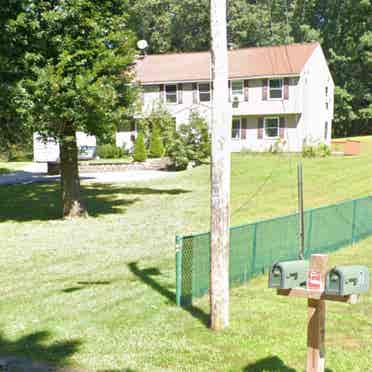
[118,42,334,153]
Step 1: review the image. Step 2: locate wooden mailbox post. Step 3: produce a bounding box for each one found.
[277,254,359,372]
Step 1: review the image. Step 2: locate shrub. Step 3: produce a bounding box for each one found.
[0,143,33,161]
[149,125,164,158]
[133,132,147,162]
[167,111,210,170]
[166,135,190,170]
[302,143,331,158]
[269,138,287,154]
[302,145,317,158]
[96,144,124,159]
[316,143,331,157]
[137,103,176,152]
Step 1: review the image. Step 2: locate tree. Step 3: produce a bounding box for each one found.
[128,0,173,54]
[210,0,231,331]
[128,0,210,53]
[0,1,31,155]
[149,125,164,158]
[138,103,176,153]
[166,111,210,170]
[290,0,372,136]
[171,0,210,52]
[11,0,137,218]
[133,132,147,162]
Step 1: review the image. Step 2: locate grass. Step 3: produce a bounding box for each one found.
[0,162,31,174]
[0,137,372,371]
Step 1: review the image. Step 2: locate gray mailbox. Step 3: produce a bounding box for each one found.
[269,260,309,289]
[325,265,370,296]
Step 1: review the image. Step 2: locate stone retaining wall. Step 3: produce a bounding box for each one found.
[47,158,172,175]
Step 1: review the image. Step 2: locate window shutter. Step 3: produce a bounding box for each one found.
[177,83,183,104]
[192,83,198,104]
[279,117,285,139]
[284,78,289,100]
[244,80,249,101]
[258,118,264,139]
[228,80,231,102]
[262,79,268,100]
[241,118,248,139]
[160,84,165,102]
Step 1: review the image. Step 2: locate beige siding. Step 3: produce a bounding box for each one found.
[300,45,334,145]
[230,115,302,152]
[137,44,334,152]
[142,83,212,128]
[232,77,302,116]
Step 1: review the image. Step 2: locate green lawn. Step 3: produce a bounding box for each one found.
[0,161,31,174]
[0,137,371,371]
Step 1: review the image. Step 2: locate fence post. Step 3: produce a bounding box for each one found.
[351,199,357,244]
[175,235,183,306]
[306,210,313,258]
[251,223,257,277]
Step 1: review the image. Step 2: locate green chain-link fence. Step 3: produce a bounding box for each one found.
[175,196,372,306]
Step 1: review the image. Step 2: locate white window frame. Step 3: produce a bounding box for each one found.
[231,80,244,102]
[232,117,242,140]
[165,84,178,104]
[269,78,283,100]
[264,117,280,139]
[198,82,211,103]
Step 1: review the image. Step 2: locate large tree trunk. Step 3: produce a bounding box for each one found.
[59,125,87,219]
[210,0,231,330]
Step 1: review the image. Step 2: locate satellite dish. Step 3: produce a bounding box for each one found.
[137,40,148,50]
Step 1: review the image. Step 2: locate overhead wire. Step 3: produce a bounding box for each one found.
[230,152,289,218]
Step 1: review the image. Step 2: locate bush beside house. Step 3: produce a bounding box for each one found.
[133,132,147,162]
[149,125,164,158]
[96,144,126,159]
[132,107,210,169]
[167,111,210,170]
[137,104,176,153]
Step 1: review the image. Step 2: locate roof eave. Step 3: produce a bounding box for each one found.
[137,73,301,85]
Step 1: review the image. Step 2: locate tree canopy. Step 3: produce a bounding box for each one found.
[11,0,137,141]
[0,1,30,151]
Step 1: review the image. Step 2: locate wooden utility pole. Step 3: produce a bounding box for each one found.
[210,0,232,330]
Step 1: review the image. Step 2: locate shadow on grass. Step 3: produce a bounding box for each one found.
[0,330,81,369]
[243,356,296,371]
[128,262,210,327]
[97,370,138,372]
[62,281,112,293]
[243,356,334,372]
[0,182,190,222]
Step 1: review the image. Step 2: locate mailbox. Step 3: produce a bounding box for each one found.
[325,265,370,296]
[269,260,309,289]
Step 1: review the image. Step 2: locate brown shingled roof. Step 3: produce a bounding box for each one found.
[135,42,319,84]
